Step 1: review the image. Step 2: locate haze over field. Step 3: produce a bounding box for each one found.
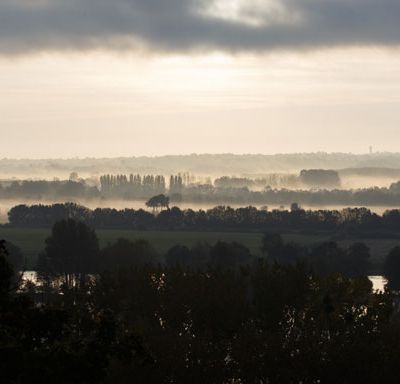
[3,153,400,179]
[2,1,400,223]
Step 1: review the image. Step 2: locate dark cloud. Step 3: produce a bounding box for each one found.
[0,0,399,54]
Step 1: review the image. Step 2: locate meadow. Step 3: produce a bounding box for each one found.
[0,227,265,268]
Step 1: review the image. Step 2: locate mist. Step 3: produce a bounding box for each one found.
[3,1,400,382]
[3,153,400,178]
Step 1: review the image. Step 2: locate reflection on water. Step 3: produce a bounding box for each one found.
[22,271,38,284]
[369,275,388,293]
[21,271,388,293]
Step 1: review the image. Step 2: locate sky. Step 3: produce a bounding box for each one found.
[1,0,400,158]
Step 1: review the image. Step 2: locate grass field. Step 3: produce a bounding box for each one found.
[0,228,265,267]
[0,227,325,268]
[1,227,399,271]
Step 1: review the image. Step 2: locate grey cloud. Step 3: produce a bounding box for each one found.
[0,0,399,54]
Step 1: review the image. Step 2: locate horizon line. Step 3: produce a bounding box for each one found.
[0,151,397,162]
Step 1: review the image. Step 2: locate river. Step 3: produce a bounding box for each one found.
[21,272,388,293]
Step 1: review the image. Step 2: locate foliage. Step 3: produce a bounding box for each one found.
[35,263,400,383]
[300,169,341,188]
[2,228,400,382]
[262,234,371,276]
[0,179,99,200]
[384,246,400,290]
[37,219,99,289]
[100,238,159,271]
[0,255,143,383]
[1,241,24,272]
[0,241,13,298]
[146,194,170,210]
[164,241,253,269]
[4,168,400,207]
[9,203,400,236]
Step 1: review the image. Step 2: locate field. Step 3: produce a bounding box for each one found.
[1,227,399,271]
[0,228,264,267]
[0,227,325,268]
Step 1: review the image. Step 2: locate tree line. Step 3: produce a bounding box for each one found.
[7,203,400,235]
[3,173,400,206]
[179,180,400,206]
[214,174,298,189]
[100,174,168,199]
[0,179,99,199]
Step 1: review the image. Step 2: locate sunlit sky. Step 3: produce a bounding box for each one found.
[1,0,400,158]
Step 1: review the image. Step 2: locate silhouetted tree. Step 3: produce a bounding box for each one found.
[261,233,306,266]
[309,242,346,276]
[100,238,158,270]
[146,194,170,211]
[0,240,13,299]
[261,233,284,258]
[0,242,143,383]
[37,219,99,289]
[384,246,400,290]
[165,245,191,267]
[2,241,24,273]
[210,241,252,268]
[189,242,212,269]
[346,242,371,277]
[290,202,301,212]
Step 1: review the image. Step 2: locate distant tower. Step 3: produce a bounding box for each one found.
[369,146,373,155]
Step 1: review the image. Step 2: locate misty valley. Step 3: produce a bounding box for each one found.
[3,0,400,380]
[3,155,400,382]
[3,155,400,224]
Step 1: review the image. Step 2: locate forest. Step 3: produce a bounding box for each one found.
[3,219,400,383]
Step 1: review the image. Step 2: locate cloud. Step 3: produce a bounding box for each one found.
[0,0,399,54]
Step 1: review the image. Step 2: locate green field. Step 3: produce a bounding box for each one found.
[0,227,324,268]
[0,228,265,267]
[1,227,399,270]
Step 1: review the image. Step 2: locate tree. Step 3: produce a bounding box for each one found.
[300,169,341,188]
[2,241,24,273]
[37,219,99,289]
[189,242,212,269]
[384,246,400,290]
[309,241,346,276]
[165,245,191,267]
[69,172,79,182]
[210,241,252,268]
[290,202,301,212]
[261,233,284,258]
[0,240,13,299]
[0,240,143,383]
[146,194,170,212]
[346,242,370,277]
[261,233,305,266]
[100,238,158,270]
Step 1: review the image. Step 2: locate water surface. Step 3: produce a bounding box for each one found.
[21,271,387,293]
